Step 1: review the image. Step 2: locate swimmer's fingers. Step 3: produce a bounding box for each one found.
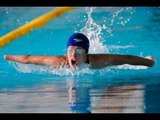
[60,60,68,68]
[56,60,68,69]
[55,65,60,69]
[145,56,155,62]
[145,56,153,60]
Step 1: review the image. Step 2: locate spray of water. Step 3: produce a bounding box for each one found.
[10,62,95,76]
[10,60,147,78]
[80,7,109,54]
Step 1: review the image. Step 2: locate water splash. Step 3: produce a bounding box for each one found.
[112,64,148,70]
[79,7,109,54]
[105,7,135,26]
[108,45,135,49]
[9,61,148,77]
[9,61,94,76]
[77,7,135,54]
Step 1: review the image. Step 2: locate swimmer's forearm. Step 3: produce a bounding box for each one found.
[89,54,155,68]
[109,55,155,67]
[4,55,68,67]
[4,55,51,65]
[4,55,31,63]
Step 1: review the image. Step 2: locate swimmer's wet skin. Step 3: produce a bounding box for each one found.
[4,33,155,69]
[4,54,155,69]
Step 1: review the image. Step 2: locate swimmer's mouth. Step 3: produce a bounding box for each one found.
[71,58,77,66]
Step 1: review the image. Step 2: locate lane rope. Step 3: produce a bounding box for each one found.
[0,7,75,48]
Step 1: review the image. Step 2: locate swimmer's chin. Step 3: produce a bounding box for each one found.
[69,64,78,68]
[69,62,79,68]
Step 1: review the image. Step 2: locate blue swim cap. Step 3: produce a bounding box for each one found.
[67,33,89,54]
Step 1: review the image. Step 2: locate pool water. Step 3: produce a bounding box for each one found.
[0,7,160,113]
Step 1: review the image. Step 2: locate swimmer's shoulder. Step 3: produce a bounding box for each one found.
[87,54,105,62]
[49,55,68,61]
[87,54,102,66]
[87,54,111,68]
[51,55,68,64]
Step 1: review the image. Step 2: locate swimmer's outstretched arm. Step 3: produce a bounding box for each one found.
[88,54,155,68]
[4,55,68,67]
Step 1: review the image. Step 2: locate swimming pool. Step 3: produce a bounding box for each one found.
[0,7,160,113]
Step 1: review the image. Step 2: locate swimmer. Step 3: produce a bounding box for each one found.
[4,33,155,69]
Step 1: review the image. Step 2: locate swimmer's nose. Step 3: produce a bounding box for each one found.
[71,50,77,56]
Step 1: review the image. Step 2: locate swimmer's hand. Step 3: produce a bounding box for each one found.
[145,56,155,67]
[145,56,154,61]
[4,55,7,59]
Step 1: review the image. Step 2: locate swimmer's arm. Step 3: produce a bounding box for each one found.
[4,55,67,67]
[88,54,155,68]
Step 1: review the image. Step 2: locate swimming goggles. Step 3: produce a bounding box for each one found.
[67,48,85,54]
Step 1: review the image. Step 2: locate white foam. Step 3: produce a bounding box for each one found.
[79,7,109,54]
[108,45,134,49]
[9,61,148,78]
[9,62,94,76]
[111,64,148,70]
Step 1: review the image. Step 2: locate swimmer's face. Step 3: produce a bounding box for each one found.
[67,46,87,68]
